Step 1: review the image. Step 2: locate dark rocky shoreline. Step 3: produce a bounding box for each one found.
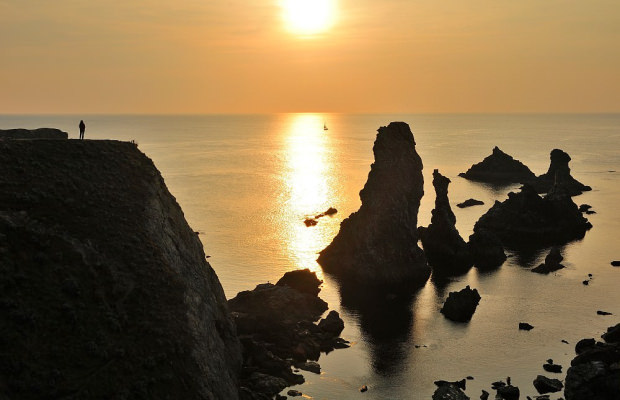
[0,126,607,400]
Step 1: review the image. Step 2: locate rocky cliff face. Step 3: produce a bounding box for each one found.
[317,122,430,286]
[0,140,241,399]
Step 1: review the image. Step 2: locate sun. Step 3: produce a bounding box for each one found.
[282,0,336,36]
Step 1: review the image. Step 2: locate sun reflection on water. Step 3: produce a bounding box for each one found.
[281,114,340,279]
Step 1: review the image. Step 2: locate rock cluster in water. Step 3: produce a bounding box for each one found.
[418,169,473,275]
[0,127,68,139]
[565,323,620,400]
[318,122,430,287]
[0,139,241,399]
[474,184,592,249]
[228,269,348,399]
[459,146,536,184]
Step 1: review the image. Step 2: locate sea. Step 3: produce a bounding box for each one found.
[2,113,619,399]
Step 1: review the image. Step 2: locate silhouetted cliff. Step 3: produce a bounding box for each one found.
[0,127,68,139]
[0,140,241,399]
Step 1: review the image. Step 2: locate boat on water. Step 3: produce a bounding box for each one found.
[323,123,328,131]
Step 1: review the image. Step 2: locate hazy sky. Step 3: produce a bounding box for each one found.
[1,0,619,113]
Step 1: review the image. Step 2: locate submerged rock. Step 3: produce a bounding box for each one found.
[440,286,481,322]
[459,146,535,184]
[532,149,591,196]
[474,184,592,249]
[0,127,68,139]
[419,170,473,274]
[0,140,241,399]
[318,122,430,287]
[467,229,507,270]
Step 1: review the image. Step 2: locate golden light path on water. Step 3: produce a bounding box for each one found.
[281,114,339,280]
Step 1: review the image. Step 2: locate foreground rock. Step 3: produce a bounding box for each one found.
[229,269,348,398]
[432,383,470,400]
[0,127,68,139]
[318,122,430,287]
[532,149,592,196]
[467,229,507,270]
[474,184,592,249]
[565,323,620,400]
[459,146,535,184]
[0,140,241,399]
[531,247,565,274]
[440,286,481,322]
[418,170,473,275]
[496,384,520,400]
[533,375,563,394]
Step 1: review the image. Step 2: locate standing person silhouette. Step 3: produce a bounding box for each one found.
[79,120,85,140]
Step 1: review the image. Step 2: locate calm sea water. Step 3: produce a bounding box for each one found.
[2,114,619,399]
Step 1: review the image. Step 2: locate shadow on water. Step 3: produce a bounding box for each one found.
[506,242,571,268]
[459,178,521,197]
[335,279,424,377]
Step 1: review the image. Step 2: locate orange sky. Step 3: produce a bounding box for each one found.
[1,0,619,114]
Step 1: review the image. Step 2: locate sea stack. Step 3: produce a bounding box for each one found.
[0,140,241,399]
[459,146,535,184]
[532,149,591,196]
[317,122,430,287]
[418,169,472,275]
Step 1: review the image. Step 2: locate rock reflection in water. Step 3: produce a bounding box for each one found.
[336,281,423,376]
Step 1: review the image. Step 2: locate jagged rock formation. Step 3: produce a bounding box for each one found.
[474,184,592,249]
[228,270,348,398]
[467,229,506,270]
[0,139,241,399]
[532,149,591,196]
[0,127,68,139]
[565,323,620,400]
[532,247,565,274]
[318,122,430,287]
[418,169,472,274]
[432,383,470,400]
[459,146,535,184]
[440,286,481,322]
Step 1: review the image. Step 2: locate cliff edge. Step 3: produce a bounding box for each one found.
[0,140,241,399]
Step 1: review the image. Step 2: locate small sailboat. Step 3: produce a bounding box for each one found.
[323,122,328,131]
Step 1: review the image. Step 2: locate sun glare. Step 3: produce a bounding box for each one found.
[282,0,336,36]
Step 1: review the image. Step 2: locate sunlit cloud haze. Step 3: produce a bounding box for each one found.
[1,0,619,113]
